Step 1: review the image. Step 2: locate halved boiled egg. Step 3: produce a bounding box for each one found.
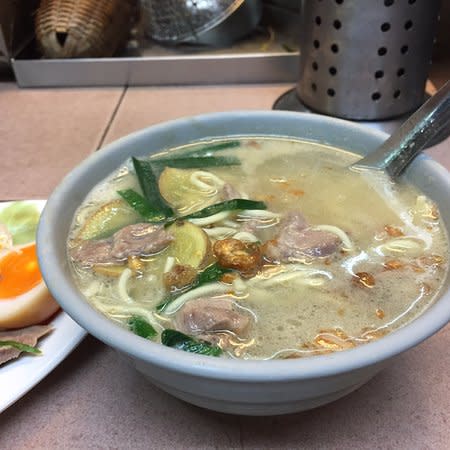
[0,243,59,329]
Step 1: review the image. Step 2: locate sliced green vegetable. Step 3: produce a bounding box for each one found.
[161,329,222,356]
[117,189,166,222]
[0,202,40,245]
[77,199,141,240]
[128,316,157,339]
[151,156,240,170]
[0,340,42,355]
[182,199,267,220]
[132,157,174,219]
[195,262,231,286]
[172,140,241,158]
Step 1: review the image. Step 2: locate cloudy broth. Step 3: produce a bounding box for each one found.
[68,138,448,359]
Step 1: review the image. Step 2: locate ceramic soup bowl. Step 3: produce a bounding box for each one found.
[37,111,450,415]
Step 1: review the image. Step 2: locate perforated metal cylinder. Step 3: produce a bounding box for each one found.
[297,0,441,120]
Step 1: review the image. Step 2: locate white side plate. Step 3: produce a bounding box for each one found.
[0,200,86,413]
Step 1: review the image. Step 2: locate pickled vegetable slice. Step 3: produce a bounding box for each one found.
[77,199,140,240]
[158,167,217,212]
[166,221,212,269]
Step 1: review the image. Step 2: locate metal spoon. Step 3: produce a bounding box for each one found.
[351,80,450,178]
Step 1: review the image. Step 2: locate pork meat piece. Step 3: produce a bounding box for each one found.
[69,238,115,265]
[174,297,251,337]
[264,211,341,262]
[111,223,173,259]
[221,183,241,201]
[70,223,173,265]
[0,325,53,365]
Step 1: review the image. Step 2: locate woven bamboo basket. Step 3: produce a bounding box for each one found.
[35,0,136,58]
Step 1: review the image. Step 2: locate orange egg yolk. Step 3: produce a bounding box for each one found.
[0,244,42,299]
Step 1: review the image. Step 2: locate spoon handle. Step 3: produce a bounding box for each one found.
[352,80,450,178]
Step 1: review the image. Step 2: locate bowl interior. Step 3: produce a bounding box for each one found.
[37,111,450,381]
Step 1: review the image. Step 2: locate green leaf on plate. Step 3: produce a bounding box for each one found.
[0,340,42,355]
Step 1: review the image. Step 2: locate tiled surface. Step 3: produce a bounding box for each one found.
[0,336,241,449]
[103,84,289,144]
[0,80,449,449]
[0,83,123,199]
[239,327,450,449]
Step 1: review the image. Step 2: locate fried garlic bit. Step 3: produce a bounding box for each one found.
[304,326,391,354]
[383,254,445,273]
[314,328,355,351]
[220,272,238,284]
[213,238,262,277]
[376,308,385,319]
[417,254,444,268]
[353,271,375,288]
[128,256,145,275]
[383,259,405,270]
[384,225,404,237]
[163,264,197,291]
[413,195,440,221]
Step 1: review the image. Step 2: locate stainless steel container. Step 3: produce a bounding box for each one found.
[297,0,441,120]
[141,0,262,46]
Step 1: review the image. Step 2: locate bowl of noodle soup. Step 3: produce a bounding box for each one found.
[37,111,450,415]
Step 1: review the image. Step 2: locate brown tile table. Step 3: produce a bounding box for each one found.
[0,81,449,449]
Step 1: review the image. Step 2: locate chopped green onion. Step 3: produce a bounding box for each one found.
[128,316,157,339]
[182,199,267,220]
[195,262,231,286]
[161,329,222,356]
[117,189,166,222]
[150,155,240,170]
[0,340,41,355]
[176,140,241,158]
[132,157,174,219]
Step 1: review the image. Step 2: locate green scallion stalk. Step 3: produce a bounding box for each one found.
[182,199,267,220]
[117,189,167,222]
[161,329,222,356]
[128,316,157,339]
[173,140,241,158]
[0,340,41,355]
[132,157,174,219]
[150,155,240,170]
